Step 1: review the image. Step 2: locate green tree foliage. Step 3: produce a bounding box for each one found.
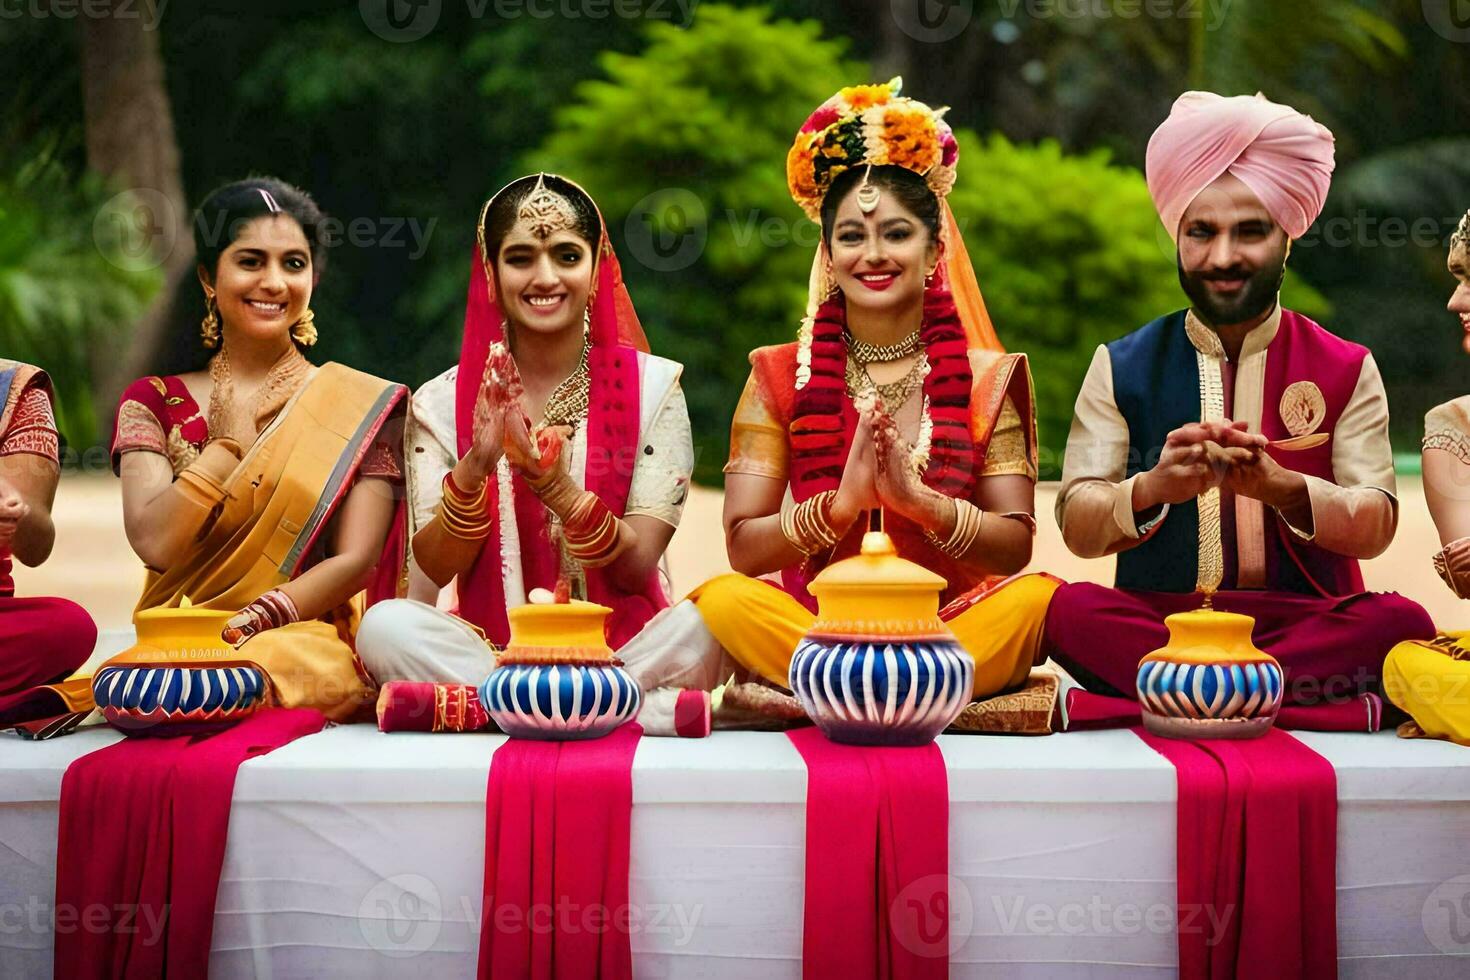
[0,142,160,447]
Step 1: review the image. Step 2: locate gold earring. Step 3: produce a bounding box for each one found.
[291,308,318,347]
[200,292,220,349]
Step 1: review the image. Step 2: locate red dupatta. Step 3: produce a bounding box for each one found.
[453,175,662,648]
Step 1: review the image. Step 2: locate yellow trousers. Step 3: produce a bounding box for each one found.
[689,572,1061,700]
[1384,631,1470,745]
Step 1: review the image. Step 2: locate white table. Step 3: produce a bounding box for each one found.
[3,726,1470,978]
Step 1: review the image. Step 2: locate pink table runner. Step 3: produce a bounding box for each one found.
[55,708,326,979]
[478,722,642,980]
[1136,727,1338,979]
[787,728,950,980]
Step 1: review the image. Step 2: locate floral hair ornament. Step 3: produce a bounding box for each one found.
[785,77,959,223]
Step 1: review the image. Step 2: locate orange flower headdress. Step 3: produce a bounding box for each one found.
[786,77,959,222]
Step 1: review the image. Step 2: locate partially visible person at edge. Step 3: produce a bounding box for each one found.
[1044,92,1433,709]
[353,173,694,686]
[1383,208,1470,744]
[0,359,98,721]
[108,177,408,722]
[618,79,1061,735]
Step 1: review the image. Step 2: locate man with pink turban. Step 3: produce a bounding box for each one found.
[1043,92,1432,724]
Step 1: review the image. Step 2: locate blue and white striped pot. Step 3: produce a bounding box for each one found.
[1136,610,1283,740]
[93,662,269,734]
[789,636,974,746]
[479,662,641,740]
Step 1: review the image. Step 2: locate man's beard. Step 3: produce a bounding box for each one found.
[1178,252,1285,328]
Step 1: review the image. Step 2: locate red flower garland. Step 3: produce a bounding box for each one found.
[789,285,976,502]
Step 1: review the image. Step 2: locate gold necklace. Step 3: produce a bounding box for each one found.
[538,338,591,430]
[845,329,921,364]
[845,354,926,410]
[207,344,311,444]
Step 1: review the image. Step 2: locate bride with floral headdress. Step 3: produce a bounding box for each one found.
[619,79,1061,735]
[356,174,695,690]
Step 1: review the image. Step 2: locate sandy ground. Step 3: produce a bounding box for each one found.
[24,474,1468,633]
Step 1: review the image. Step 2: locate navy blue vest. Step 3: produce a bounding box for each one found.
[1107,312,1207,593]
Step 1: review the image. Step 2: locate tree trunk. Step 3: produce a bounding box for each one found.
[80,3,191,442]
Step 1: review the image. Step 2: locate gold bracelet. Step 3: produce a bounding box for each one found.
[781,490,841,555]
[926,498,984,559]
[438,472,492,540]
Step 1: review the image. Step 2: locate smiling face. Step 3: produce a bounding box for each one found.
[826,187,937,319]
[201,214,313,347]
[1448,237,1470,353]
[494,225,596,338]
[1176,172,1289,329]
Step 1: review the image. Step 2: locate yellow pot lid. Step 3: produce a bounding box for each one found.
[808,530,948,596]
[508,597,614,652]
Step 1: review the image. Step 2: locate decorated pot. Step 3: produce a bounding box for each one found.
[1136,608,1283,740]
[789,527,972,746]
[479,595,641,740]
[92,603,270,735]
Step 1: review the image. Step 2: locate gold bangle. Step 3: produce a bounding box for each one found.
[437,473,492,540]
[566,511,617,556]
[926,498,983,559]
[781,490,840,555]
[437,504,492,540]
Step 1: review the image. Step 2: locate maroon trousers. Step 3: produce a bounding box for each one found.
[1044,583,1433,706]
[0,594,96,696]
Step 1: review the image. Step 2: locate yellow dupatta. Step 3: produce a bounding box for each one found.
[138,362,403,611]
[126,362,406,721]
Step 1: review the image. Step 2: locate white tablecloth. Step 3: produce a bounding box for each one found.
[3,726,1470,978]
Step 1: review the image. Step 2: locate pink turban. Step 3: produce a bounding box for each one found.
[1146,91,1335,241]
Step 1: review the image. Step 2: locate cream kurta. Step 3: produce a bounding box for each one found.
[404,353,694,602]
[1055,305,1398,578]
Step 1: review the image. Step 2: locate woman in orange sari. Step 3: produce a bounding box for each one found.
[620,80,1060,733]
[108,178,407,723]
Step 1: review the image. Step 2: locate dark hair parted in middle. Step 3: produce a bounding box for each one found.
[819,165,942,245]
[480,174,601,259]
